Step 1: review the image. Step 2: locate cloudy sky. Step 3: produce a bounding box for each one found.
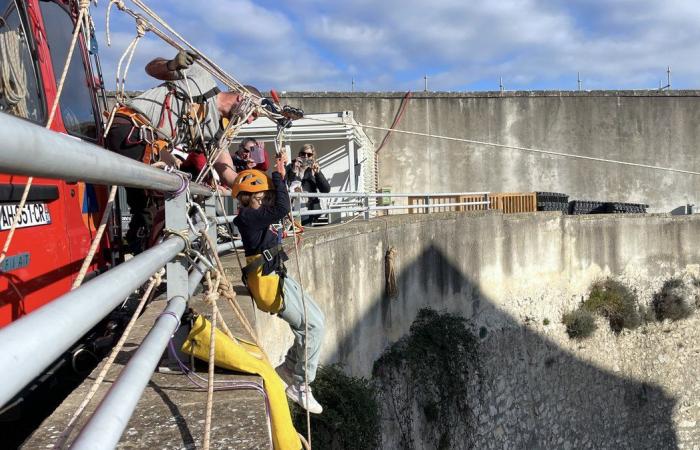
[93,0,700,92]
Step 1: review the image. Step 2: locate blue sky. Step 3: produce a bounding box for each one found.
[93,0,700,92]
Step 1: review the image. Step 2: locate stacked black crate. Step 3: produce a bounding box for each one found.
[536,192,569,213]
[568,200,606,215]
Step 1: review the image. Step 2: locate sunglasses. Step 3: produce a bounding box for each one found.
[300,152,314,157]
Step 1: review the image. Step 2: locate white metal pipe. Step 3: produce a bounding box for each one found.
[70,295,188,450]
[0,238,185,407]
[373,202,489,211]
[0,112,211,196]
[291,201,490,217]
[215,214,237,225]
[289,191,489,199]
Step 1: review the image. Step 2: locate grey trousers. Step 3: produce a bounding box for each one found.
[277,275,325,384]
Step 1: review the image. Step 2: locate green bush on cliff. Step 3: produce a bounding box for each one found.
[372,308,479,449]
[652,278,694,321]
[583,279,641,332]
[562,308,597,339]
[291,364,380,450]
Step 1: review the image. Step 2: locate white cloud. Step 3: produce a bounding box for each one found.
[92,0,700,91]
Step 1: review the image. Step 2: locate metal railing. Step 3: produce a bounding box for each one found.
[0,111,491,448]
[290,191,490,221]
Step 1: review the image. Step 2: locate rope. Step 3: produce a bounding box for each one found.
[305,116,700,177]
[115,17,148,102]
[200,232,268,359]
[0,0,92,266]
[202,270,221,450]
[71,185,118,289]
[274,131,313,448]
[385,246,398,299]
[129,0,253,97]
[166,339,274,447]
[53,269,164,449]
[0,28,28,117]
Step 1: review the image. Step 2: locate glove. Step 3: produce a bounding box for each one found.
[167,50,198,71]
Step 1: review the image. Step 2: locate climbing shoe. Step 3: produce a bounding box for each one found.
[286,383,323,414]
[275,363,294,387]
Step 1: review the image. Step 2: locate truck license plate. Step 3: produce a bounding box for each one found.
[0,203,52,231]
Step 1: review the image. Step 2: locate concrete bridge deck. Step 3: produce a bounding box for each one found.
[23,255,272,450]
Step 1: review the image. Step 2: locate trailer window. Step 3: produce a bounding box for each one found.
[0,0,46,122]
[39,0,97,139]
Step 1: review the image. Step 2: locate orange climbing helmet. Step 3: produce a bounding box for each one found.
[232,169,271,197]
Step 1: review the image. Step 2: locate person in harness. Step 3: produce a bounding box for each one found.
[232,159,326,415]
[105,50,261,253]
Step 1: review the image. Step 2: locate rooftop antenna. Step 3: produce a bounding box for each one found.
[577,72,582,91]
[659,66,671,91]
[499,76,504,92]
[424,74,428,92]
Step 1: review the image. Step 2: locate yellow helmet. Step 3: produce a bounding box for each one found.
[232,169,271,197]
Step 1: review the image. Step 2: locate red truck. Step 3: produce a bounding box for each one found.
[0,0,116,328]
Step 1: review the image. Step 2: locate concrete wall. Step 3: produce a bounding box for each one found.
[255,212,700,449]
[281,91,700,212]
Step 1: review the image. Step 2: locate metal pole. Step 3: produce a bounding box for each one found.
[0,238,186,407]
[667,66,671,90]
[0,112,211,196]
[424,75,428,92]
[363,194,370,220]
[348,139,357,192]
[165,193,189,303]
[70,296,188,450]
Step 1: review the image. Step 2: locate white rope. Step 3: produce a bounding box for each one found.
[202,269,221,450]
[0,28,28,117]
[0,0,91,266]
[115,17,148,102]
[128,0,253,97]
[273,130,313,448]
[305,116,700,177]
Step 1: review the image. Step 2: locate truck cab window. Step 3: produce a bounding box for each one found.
[39,0,98,139]
[0,0,45,122]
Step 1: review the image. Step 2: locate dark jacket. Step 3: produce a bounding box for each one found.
[233,172,290,263]
[285,165,331,205]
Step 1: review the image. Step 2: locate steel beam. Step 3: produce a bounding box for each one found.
[0,112,211,196]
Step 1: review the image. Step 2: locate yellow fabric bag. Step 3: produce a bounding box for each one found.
[181,315,301,450]
[245,254,284,313]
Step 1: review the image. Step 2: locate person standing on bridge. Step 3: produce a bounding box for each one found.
[285,144,330,226]
[232,160,326,415]
[105,50,261,252]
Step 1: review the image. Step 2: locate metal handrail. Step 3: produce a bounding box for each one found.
[0,237,187,406]
[290,191,489,198]
[0,112,211,196]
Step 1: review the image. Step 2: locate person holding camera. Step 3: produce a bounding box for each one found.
[285,144,330,225]
[233,137,269,172]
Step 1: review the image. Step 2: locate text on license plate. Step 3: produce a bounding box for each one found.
[0,203,52,231]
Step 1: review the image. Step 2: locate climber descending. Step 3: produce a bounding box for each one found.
[232,164,326,414]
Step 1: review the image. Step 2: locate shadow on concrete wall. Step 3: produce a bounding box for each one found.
[327,245,678,449]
